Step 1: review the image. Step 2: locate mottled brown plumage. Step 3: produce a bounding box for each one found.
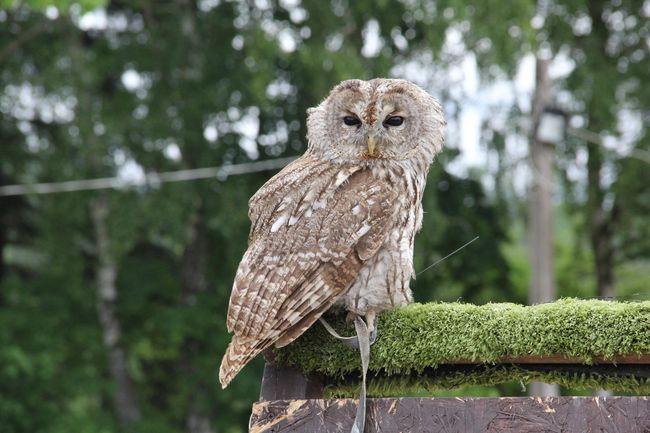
[220,79,445,387]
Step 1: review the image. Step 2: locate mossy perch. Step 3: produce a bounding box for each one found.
[273,298,650,395]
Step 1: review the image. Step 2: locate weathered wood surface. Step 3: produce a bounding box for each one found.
[250,397,650,433]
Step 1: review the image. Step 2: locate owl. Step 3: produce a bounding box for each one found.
[219,78,445,387]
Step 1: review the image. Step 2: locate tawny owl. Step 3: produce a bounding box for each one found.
[219,78,445,387]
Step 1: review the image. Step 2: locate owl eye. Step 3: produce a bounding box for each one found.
[343,115,361,126]
[383,116,404,127]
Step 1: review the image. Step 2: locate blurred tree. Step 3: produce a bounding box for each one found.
[0,0,530,431]
[3,0,648,432]
[546,0,650,299]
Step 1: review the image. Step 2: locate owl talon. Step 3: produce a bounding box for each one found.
[369,325,377,346]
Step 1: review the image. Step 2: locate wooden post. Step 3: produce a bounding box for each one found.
[528,55,559,397]
[259,362,324,401]
[528,56,555,309]
[251,360,650,432]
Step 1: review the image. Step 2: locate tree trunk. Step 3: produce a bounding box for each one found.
[90,195,142,424]
[527,55,559,397]
[585,0,617,301]
[180,206,217,433]
[528,56,555,306]
[587,156,617,300]
[582,0,617,398]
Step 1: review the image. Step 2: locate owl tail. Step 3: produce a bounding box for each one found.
[219,335,268,388]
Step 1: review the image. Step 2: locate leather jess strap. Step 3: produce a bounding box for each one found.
[319,316,370,433]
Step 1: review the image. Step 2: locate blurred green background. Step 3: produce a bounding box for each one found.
[1,0,649,432]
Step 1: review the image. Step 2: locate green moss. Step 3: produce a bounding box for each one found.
[274,299,650,392]
[325,365,650,397]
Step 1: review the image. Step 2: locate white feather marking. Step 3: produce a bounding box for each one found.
[312,200,326,210]
[276,266,291,277]
[276,198,291,213]
[356,222,371,238]
[288,216,300,225]
[334,170,350,187]
[286,310,303,324]
[351,204,361,215]
[270,215,288,233]
[258,298,270,308]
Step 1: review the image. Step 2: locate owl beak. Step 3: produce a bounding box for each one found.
[367,135,378,156]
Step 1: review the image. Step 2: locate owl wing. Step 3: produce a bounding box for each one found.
[220,155,397,386]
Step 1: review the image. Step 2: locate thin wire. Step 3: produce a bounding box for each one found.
[0,156,297,197]
[568,127,650,165]
[417,236,480,276]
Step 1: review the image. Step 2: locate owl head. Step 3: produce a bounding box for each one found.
[306,79,445,165]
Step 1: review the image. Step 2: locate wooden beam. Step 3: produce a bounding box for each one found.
[450,353,650,365]
[259,362,324,401]
[250,396,650,433]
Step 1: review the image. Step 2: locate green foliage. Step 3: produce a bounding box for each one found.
[0,0,106,12]
[275,299,650,375]
[615,156,650,260]
[414,169,516,304]
[545,0,650,292]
